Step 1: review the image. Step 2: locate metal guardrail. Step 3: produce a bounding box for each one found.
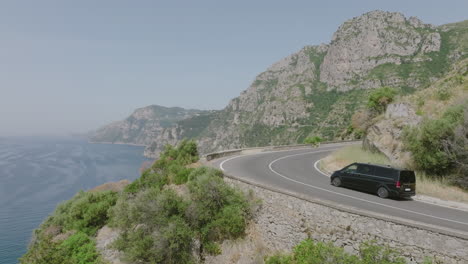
[204,140,361,161]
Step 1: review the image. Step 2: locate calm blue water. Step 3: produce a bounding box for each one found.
[0,137,150,264]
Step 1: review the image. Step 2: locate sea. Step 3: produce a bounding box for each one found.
[0,136,150,264]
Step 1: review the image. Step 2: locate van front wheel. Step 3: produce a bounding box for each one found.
[331,177,342,187]
[377,187,389,198]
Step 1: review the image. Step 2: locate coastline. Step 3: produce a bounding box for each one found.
[88,141,148,147]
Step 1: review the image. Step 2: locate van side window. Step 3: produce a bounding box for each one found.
[357,164,373,175]
[343,164,357,172]
[374,167,396,179]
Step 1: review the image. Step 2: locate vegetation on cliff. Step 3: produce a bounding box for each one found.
[323,59,468,200]
[265,238,441,264]
[362,58,468,189]
[21,140,253,264]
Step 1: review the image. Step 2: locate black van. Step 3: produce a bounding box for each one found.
[330,163,416,198]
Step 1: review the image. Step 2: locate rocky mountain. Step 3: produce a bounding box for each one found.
[143,11,467,157]
[89,105,209,146]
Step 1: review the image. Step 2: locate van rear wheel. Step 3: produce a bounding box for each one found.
[377,187,389,198]
[332,177,342,187]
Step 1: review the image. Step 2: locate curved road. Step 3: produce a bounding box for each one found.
[210,144,468,236]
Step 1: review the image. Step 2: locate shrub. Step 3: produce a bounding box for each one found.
[154,139,199,171]
[187,169,250,255]
[110,190,193,263]
[20,232,102,264]
[367,87,398,113]
[359,241,405,264]
[45,190,118,235]
[265,239,406,264]
[124,169,168,194]
[265,255,293,264]
[111,163,251,262]
[304,136,323,147]
[203,241,222,255]
[351,109,374,132]
[125,140,199,194]
[403,104,466,176]
[436,87,451,100]
[110,188,187,230]
[444,107,468,188]
[59,232,101,264]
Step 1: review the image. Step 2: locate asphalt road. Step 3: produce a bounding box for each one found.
[210,144,468,235]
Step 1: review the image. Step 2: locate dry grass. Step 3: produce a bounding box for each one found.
[415,173,468,203]
[88,179,130,193]
[321,145,468,203]
[320,145,390,174]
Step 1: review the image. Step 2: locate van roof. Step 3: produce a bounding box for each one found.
[354,162,409,171]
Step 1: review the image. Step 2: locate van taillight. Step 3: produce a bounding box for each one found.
[396,181,401,188]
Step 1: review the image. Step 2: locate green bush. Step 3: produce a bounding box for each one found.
[403,105,465,175]
[110,188,187,230]
[125,140,199,194]
[304,136,323,146]
[359,241,406,264]
[20,232,103,264]
[187,170,250,255]
[265,239,406,264]
[436,87,451,100]
[111,155,251,262]
[154,139,199,171]
[45,190,118,235]
[110,189,193,263]
[367,87,398,113]
[124,169,168,194]
[203,241,222,255]
[59,232,101,264]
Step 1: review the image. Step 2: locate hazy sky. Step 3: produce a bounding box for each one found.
[1,0,467,136]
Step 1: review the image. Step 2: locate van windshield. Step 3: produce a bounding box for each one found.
[400,171,416,183]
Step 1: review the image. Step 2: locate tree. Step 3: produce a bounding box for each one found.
[367,87,398,113]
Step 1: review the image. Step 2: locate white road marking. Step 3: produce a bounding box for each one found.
[267,152,468,227]
[220,155,244,171]
[313,159,329,177]
[219,146,340,172]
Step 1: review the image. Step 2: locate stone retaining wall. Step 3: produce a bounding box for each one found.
[213,177,468,264]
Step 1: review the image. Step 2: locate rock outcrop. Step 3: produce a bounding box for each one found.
[320,11,440,91]
[364,103,421,166]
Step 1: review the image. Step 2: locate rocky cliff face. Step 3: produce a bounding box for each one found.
[364,103,421,167]
[364,58,468,167]
[89,105,207,146]
[144,11,467,157]
[320,11,440,90]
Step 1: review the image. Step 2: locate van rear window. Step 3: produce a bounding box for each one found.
[400,171,416,183]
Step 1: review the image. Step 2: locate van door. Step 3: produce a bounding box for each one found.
[399,170,416,193]
[355,164,375,191]
[374,167,396,192]
[340,164,358,187]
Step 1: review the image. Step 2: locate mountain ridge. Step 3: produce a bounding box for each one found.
[89,105,211,146]
[89,10,467,158]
